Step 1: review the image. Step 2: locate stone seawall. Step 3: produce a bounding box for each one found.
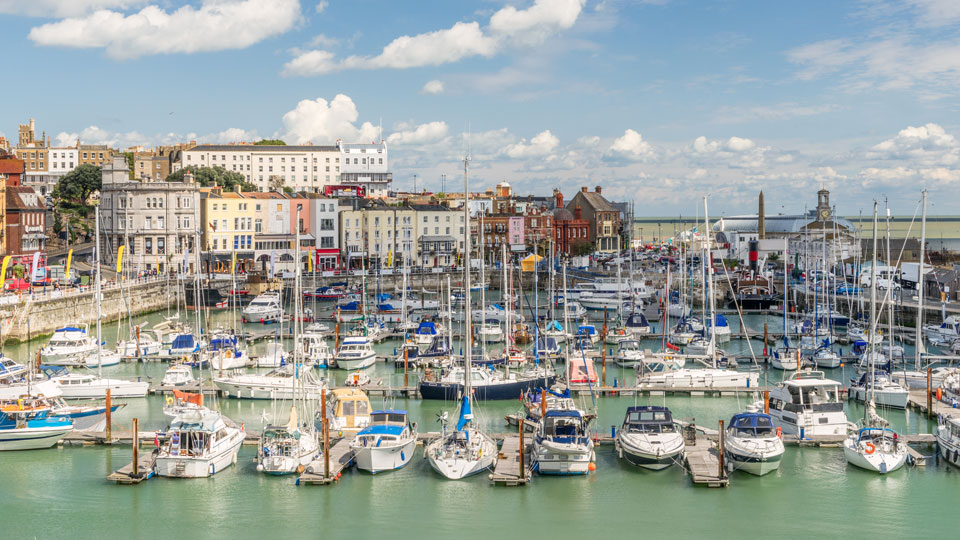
[0,280,174,343]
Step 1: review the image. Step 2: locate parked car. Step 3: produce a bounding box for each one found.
[835,285,862,296]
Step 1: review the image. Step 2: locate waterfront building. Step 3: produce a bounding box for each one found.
[551,189,590,256]
[303,194,341,270]
[0,152,25,255]
[565,186,621,253]
[410,203,463,267]
[99,156,200,273]
[339,201,415,268]
[199,188,257,273]
[339,141,391,197]
[4,185,46,257]
[181,143,341,193]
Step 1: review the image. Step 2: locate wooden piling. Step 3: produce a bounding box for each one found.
[927,367,933,418]
[717,419,725,480]
[132,418,139,476]
[404,345,409,388]
[764,390,770,414]
[322,389,330,479]
[763,323,768,358]
[518,418,525,482]
[105,389,112,444]
[541,388,547,421]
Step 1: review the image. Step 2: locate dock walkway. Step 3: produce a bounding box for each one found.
[489,435,532,486]
[298,439,355,485]
[681,422,728,487]
[107,449,158,484]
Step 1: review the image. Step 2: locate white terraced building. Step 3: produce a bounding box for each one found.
[180,144,342,193]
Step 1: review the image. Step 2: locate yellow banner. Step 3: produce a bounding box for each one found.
[386,249,393,267]
[306,251,313,272]
[232,251,237,275]
[116,245,125,274]
[0,255,11,289]
[64,249,73,282]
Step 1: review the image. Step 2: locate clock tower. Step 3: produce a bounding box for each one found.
[816,188,831,222]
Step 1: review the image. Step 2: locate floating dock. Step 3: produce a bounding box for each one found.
[681,422,729,488]
[489,435,532,486]
[297,439,355,485]
[107,450,158,484]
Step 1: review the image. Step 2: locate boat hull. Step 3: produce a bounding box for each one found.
[848,387,908,409]
[0,425,73,451]
[418,375,556,401]
[351,438,416,473]
[155,432,244,478]
[616,434,683,470]
[334,354,377,370]
[533,440,595,475]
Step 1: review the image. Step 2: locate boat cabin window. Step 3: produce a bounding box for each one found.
[544,416,584,438]
[732,417,775,438]
[372,412,405,424]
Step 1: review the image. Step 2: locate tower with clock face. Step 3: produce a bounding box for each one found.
[816,188,831,222]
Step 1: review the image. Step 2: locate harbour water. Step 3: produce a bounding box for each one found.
[0,307,955,539]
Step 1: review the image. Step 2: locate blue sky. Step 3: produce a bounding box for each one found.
[1,0,958,217]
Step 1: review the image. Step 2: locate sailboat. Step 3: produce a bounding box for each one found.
[257,215,321,475]
[425,154,499,480]
[771,238,801,370]
[843,202,907,475]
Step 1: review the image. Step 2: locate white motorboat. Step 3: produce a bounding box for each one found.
[843,426,907,474]
[155,407,245,478]
[350,409,418,473]
[636,360,758,390]
[614,339,646,368]
[414,321,441,348]
[44,368,149,399]
[811,347,842,369]
[624,312,652,336]
[847,324,882,345]
[206,334,251,371]
[299,334,333,367]
[848,371,908,409]
[532,409,595,475]
[892,366,955,390]
[117,335,161,357]
[257,407,319,475]
[333,336,377,370]
[162,364,195,387]
[936,415,960,468]
[82,349,123,368]
[724,412,785,476]
[213,365,326,400]
[476,322,505,344]
[0,355,28,383]
[924,315,960,345]
[770,346,802,370]
[763,370,849,437]
[39,326,98,365]
[615,406,683,470]
[256,342,290,368]
[242,291,283,323]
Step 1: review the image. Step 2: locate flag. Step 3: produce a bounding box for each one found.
[210,221,217,232]
[306,250,313,272]
[0,256,11,289]
[30,252,41,282]
[386,249,393,267]
[116,245,125,273]
[64,249,73,282]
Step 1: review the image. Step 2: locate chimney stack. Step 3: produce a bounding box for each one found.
[595,186,602,194]
[554,188,563,209]
[581,186,587,193]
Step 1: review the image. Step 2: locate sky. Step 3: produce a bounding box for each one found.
[1,0,958,218]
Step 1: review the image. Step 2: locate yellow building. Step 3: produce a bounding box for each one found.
[78,144,112,167]
[199,189,258,254]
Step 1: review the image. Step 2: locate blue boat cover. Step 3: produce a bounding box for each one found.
[544,409,583,418]
[358,425,406,436]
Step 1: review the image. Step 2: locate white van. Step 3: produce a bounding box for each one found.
[858,265,900,290]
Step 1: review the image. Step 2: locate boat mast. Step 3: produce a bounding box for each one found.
[867,201,879,424]
[915,191,927,371]
[884,199,894,364]
[95,205,102,378]
[480,213,486,363]
[704,197,716,362]
[462,154,473,415]
[293,206,302,423]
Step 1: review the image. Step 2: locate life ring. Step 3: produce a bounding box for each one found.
[165,396,174,406]
[864,442,876,455]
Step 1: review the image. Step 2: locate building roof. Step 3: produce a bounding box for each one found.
[713,212,856,234]
[6,186,44,210]
[0,156,25,174]
[568,190,619,213]
[553,208,574,221]
[189,144,338,152]
[407,204,451,212]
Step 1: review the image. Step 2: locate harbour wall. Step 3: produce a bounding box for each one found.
[0,278,174,344]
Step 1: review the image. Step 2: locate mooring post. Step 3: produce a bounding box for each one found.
[518,419,525,481]
[718,419,725,479]
[132,418,139,477]
[105,389,112,444]
[322,389,330,479]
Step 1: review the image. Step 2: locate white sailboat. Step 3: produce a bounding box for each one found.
[425,155,498,480]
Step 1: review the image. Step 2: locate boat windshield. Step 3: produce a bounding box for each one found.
[788,384,840,405]
[340,399,370,416]
[371,412,406,424]
[543,416,586,438]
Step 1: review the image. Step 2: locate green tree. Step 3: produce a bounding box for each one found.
[53,164,101,205]
[254,139,287,146]
[166,166,257,192]
[571,241,595,257]
[122,151,135,179]
[12,264,25,279]
[268,174,285,192]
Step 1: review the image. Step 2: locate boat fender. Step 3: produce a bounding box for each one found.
[864,442,876,455]
[209,463,216,475]
[400,451,405,461]
[776,427,782,439]
[937,388,943,401]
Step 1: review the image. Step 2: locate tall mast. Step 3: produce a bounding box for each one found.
[915,191,927,371]
[479,213,486,363]
[704,197,716,361]
[462,155,472,401]
[867,201,879,423]
[95,205,102,378]
[884,200,894,363]
[293,206,302,418]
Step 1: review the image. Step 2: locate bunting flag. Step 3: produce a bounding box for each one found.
[386,249,393,268]
[116,245,125,274]
[0,255,11,289]
[64,249,73,282]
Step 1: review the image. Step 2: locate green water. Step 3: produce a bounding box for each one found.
[1,308,956,540]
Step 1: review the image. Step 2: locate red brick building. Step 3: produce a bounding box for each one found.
[1,153,27,256]
[5,185,46,256]
[551,189,590,256]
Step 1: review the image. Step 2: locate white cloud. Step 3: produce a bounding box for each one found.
[713,102,839,124]
[280,94,379,144]
[726,136,756,152]
[421,80,445,95]
[309,33,339,48]
[314,0,327,14]
[489,0,585,45]
[503,130,560,158]
[0,0,143,17]
[606,129,655,161]
[204,128,259,144]
[387,122,449,145]
[283,0,584,76]
[28,0,301,60]
[692,135,756,153]
[866,123,959,168]
[906,0,960,27]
